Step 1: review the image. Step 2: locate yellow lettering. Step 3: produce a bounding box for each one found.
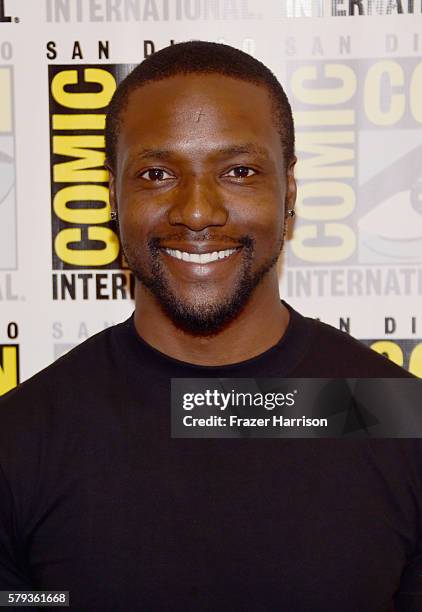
[409,343,422,378]
[294,109,355,126]
[0,346,18,396]
[291,224,356,262]
[51,68,116,109]
[52,114,106,130]
[291,64,356,105]
[53,136,107,183]
[296,132,354,179]
[364,61,404,126]
[410,63,422,124]
[53,185,110,224]
[0,68,12,132]
[54,227,120,266]
[296,181,355,220]
[370,340,404,367]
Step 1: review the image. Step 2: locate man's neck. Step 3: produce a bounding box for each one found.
[133,279,290,366]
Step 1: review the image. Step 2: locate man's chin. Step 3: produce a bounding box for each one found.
[131,263,254,336]
[154,293,248,337]
[129,247,279,336]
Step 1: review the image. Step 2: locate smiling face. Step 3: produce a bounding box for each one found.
[109,73,296,335]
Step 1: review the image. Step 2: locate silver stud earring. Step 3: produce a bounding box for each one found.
[287,209,295,218]
[110,210,118,221]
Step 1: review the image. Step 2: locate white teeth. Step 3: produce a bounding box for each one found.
[163,248,237,263]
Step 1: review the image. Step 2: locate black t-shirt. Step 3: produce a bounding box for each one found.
[0,303,420,611]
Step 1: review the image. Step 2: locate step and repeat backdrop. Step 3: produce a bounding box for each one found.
[0,0,421,395]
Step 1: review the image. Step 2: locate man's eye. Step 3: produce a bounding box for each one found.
[139,168,174,181]
[224,166,256,179]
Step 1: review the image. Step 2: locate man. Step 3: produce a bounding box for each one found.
[0,42,419,611]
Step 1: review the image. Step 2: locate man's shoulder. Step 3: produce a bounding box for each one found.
[0,319,131,509]
[0,319,128,416]
[294,314,413,378]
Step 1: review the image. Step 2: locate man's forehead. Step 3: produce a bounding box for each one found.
[118,75,281,156]
[122,73,275,119]
[111,73,288,176]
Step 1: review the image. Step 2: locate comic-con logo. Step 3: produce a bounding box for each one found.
[0,322,19,396]
[0,65,16,270]
[287,58,422,266]
[49,65,124,270]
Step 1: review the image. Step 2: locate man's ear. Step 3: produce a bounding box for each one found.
[285,156,297,215]
[106,164,117,217]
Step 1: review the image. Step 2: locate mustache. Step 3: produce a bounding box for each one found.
[148,233,254,253]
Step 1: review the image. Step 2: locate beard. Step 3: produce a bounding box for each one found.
[120,231,282,337]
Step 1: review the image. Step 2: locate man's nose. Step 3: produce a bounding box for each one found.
[167,176,228,231]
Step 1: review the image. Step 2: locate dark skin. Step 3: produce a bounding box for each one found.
[108,73,297,366]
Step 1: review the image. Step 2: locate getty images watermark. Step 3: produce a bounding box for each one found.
[171,378,422,438]
[181,388,328,430]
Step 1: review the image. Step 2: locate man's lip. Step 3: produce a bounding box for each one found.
[159,243,243,254]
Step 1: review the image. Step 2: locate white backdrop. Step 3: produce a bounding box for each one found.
[0,0,421,396]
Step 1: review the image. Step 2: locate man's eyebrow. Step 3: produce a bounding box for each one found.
[131,144,270,162]
[214,144,270,158]
[132,148,174,161]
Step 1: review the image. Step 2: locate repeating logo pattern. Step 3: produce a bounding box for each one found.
[286,58,422,267]
[49,64,121,270]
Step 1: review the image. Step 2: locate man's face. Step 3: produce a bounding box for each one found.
[109,73,296,335]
